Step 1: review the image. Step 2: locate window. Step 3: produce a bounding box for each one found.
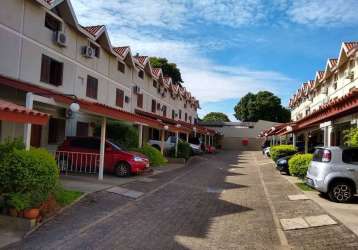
[151,99,156,113]
[137,94,143,108]
[48,118,65,144]
[172,110,175,119]
[153,80,157,88]
[116,89,124,108]
[179,110,182,119]
[90,43,100,58]
[86,75,98,99]
[40,54,63,86]
[162,105,167,117]
[342,149,358,165]
[349,60,355,69]
[45,13,61,31]
[76,122,89,137]
[185,113,188,122]
[333,82,337,90]
[157,102,161,110]
[138,70,144,79]
[118,61,125,73]
[189,116,192,123]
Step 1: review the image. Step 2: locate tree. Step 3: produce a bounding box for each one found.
[234,91,291,122]
[202,112,230,122]
[149,57,183,85]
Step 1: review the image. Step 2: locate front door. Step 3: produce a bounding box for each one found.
[30,125,42,147]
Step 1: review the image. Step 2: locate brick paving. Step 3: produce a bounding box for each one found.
[10,151,358,250]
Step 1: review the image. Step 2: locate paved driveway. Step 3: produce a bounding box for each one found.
[12,151,358,249]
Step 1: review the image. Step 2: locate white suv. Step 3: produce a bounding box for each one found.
[306,147,358,202]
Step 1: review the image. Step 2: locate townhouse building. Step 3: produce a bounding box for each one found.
[262,42,358,150]
[0,0,213,157]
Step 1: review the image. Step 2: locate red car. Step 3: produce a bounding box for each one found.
[57,137,150,177]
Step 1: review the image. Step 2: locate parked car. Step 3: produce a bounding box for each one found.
[276,155,293,174]
[57,137,150,177]
[148,136,203,155]
[306,147,358,203]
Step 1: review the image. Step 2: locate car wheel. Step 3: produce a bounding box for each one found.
[328,181,353,203]
[115,162,131,177]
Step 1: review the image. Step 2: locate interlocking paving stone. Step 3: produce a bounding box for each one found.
[288,194,310,201]
[106,186,144,198]
[280,217,310,230]
[304,214,337,227]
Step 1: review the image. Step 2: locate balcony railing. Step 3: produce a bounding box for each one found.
[50,151,100,174]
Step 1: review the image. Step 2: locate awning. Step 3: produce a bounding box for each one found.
[0,99,49,125]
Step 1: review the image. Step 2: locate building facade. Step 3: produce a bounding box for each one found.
[261,42,358,150]
[0,0,211,152]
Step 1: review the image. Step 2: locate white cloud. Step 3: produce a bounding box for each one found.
[286,0,358,27]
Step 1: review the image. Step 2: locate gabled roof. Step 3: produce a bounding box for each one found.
[151,68,163,79]
[82,25,105,37]
[133,55,149,68]
[113,46,129,58]
[343,42,358,53]
[337,41,358,67]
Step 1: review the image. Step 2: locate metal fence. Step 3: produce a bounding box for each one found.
[50,151,100,174]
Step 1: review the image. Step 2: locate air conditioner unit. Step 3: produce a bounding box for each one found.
[133,86,141,94]
[55,31,67,47]
[82,46,95,58]
[346,71,354,80]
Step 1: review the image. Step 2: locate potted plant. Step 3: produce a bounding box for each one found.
[6,193,30,217]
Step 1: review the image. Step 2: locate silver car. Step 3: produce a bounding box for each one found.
[306,147,358,202]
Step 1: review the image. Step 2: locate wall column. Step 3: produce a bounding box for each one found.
[138,124,143,148]
[304,132,309,154]
[175,131,179,158]
[98,117,107,181]
[24,92,34,151]
[186,133,189,142]
[292,133,296,147]
[327,125,333,147]
[160,129,165,154]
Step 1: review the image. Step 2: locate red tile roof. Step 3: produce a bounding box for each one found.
[344,42,358,52]
[113,46,129,58]
[152,68,162,78]
[317,71,324,79]
[83,25,104,37]
[0,99,49,125]
[329,58,338,67]
[133,56,148,66]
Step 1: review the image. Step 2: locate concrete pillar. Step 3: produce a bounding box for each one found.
[160,129,165,154]
[24,92,34,150]
[175,131,179,158]
[138,124,143,148]
[327,125,333,147]
[304,132,309,154]
[186,133,189,142]
[204,134,207,146]
[292,133,296,147]
[98,117,107,181]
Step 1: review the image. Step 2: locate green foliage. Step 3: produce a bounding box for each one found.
[95,121,139,149]
[288,154,313,179]
[168,140,191,160]
[0,148,59,207]
[53,186,82,206]
[270,145,297,162]
[202,112,230,122]
[343,128,358,147]
[149,57,183,85]
[132,144,167,167]
[234,91,291,122]
[6,192,31,211]
[0,138,25,159]
[295,182,314,191]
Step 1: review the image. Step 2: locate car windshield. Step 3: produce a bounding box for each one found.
[107,140,123,151]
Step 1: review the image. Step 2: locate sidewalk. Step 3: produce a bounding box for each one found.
[283,174,358,237]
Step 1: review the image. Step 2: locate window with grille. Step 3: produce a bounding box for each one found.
[152,99,156,113]
[138,70,144,79]
[116,89,124,108]
[45,13,61,31]
[137,94,143,108]
[86,75,98,99]
[118,61,125,73]
[40,54,63,86]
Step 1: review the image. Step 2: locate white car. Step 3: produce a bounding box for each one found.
[148,136,203,155]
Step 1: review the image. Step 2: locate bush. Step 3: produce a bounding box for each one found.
[6,192,31,211]
[344,128,358,147]
[132,144,167,167]
[0,148,59,207]
[167,140,191,160]
[270,145,297,162]
[0,138,25,160]
[288,154,313,179]
[95,121,138,149]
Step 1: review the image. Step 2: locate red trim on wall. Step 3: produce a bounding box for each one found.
[0,110,48,125]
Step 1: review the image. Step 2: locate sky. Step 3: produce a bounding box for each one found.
[71,0,358,121]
